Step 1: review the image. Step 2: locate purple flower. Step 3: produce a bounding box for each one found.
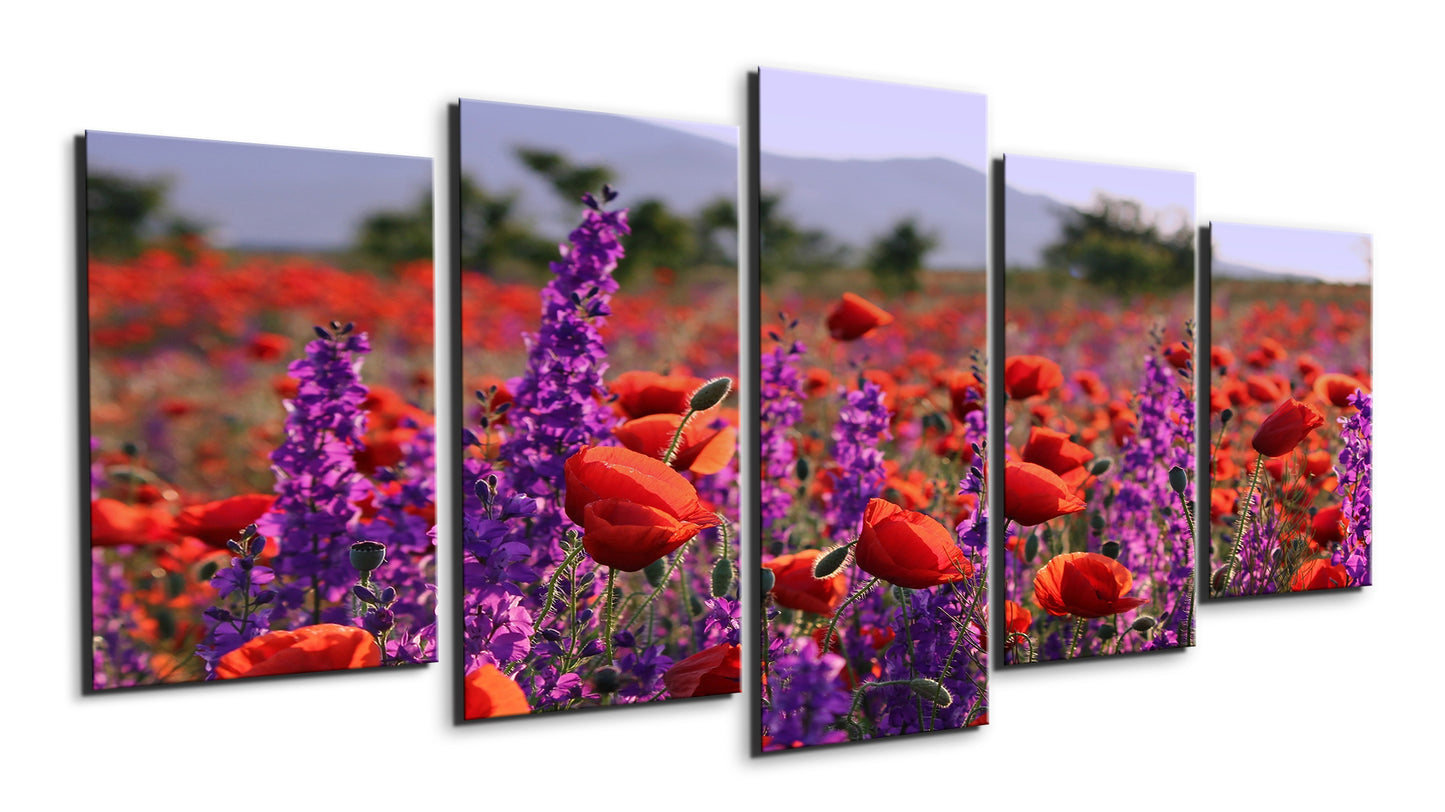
[762,638,852,749]
[828,380,891,537]
[1333,391,1371,586]
[761,328,806,536]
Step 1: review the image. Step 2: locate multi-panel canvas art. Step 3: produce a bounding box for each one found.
[85,133,436,689]
[757,68,989,749]
[456,100,741,719]
[1205,223,1372,597]
[998,155,1197,663]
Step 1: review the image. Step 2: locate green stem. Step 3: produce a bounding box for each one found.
[1066,615,1087,659]
[620,540,694,631]
[662,408,698,467]
[604,567,617,665]
[821,577,880,654]
[1220,458,1263,596]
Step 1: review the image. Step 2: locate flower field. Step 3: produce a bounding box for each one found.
[459,189,742,717]
[1206,277,1371,596]
[88,246,438,688]
[760,270,989,749]
[1000,276,1197,662]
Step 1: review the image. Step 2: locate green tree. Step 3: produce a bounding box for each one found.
[85,171,170,259]
[693,196,737,267]
[1043,194,1193,295]
[865,218,936,295]
[757,191,851,283]
[455,174,556,275]
[353,190,433,270]
[614,198,696,282]
[516,148,615,204]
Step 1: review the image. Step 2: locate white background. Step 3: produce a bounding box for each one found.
[6,2,1439,809]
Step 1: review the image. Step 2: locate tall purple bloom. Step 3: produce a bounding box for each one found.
[762,637,852,750]
[257,324,372,625]
[761,329,806,537]
[499,198,628,529]
[1333,391,1371,586]
[828,380,891,537]
[197,527,276,675]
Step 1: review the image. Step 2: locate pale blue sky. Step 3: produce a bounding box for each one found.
[1005,153,1195,233]
[759,67,986,170]
[1212,221,1372,284]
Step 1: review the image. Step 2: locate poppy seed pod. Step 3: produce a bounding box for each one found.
[349,540,387,575]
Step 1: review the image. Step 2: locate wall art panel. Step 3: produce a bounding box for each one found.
[1205,222,1371,597]
[997,154,1196,664]
[756,68,989,750]
[455,100,741,719]
[85,132,436,689]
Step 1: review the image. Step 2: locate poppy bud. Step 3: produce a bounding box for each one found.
[198,561,220,582]
[1098,624,1117,640]
[350,540,387,574]
[1131,615,1157,633]
[1100,541,1120,559]
[1024,532,1039,561]
[759,567,776,596]
[593,666,621,695]
[689,596,705,617]
[1090,458,1113,476]
[795,457,810,482]
[711,558,734,597]
[812,543,853,579]
[689,377,734,412]
[644,558,667,588]
[1211,567,1230,594]
[1089,513,1106,532]
[1169,466,1189,494]
[909,678,953,708]
[1220,408,1233,425]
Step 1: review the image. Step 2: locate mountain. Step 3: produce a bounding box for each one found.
[458,101,738,240]
[1211,259,1328,283]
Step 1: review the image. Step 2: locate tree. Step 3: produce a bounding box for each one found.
[865,218,936,295]
[515,148,614,204]
[455,174,556,276]
[353,190,433,270]
[85,172,170,259]
[693,196,737,267]
[1043,194,1193,295]
[757,191,851,283]
[614,198,696,283]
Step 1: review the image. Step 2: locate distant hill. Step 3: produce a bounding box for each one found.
[1211,259,1328,283]
[458,101,738,241]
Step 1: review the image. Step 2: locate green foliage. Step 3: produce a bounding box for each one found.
[758,192,851,283]
[516,148,615,205]
[1043,195,1193,295]
[693,197,737,267]
[85,172,171,259]
[456,174,557,275]
[866,218,936,295]
[615,198,696,282]
[353,191,433,270]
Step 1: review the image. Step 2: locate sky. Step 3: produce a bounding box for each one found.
[86,131,430,249]
[1005,153,1195,233]
[1212,221,1372,283]
[759,67,987,170]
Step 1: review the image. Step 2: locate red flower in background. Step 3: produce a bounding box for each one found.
[1032,552,1148,618]
[610,370,704,418]
[1311,505,1345,548]
[1022,426,1094,488]
[174,494,276,546]
[1251,398,1325,458]
[764,549,848,616]
[214,624,381,679]
[613,413,737,475]
[1005,600,1033,635]
[1003,461,1086,527]
[245,332,291,362]
[854,498,973,589]
[1314,372,1367,408]
[663,643,740,697]
[826,292,893,341]
[90,498,173,547]
[1004,355,1063,400]
[1162,341,1191,369]
[1291,558,1348,592]
[581,498,705,572]
[464,664,531,719]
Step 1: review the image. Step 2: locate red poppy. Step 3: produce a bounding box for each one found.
[1291,558,1348,592]
[1313,373,1367,408]
[90,498,173,546]
[214,624,381,679]
[1021,426,1093,484]
[854,498,973,589]
[1296,355,1324,385]
[1210,346,1236,369]
[246,332,291,362]
[948,370,985,420]
[1311,505,1345,548]
[764,549,848,616]
[1251,399,1326,458]
[1073,370,1108,403]
[463,664,531,719]
[1305,449,1333,478]
[613,413,737,475]
[1005,600,1033,635]
[1004,355,1063,400]
[1162,341,1191,369]
[1032,552,1148,618]
[826,292,893,341]
[1004,461,1087,527]
[563,445,719,530]
[663,643,740,697]
[174,494,276,546]
[1244,375,1285,404]
[610,370,705,419]
[581,498,706,572]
